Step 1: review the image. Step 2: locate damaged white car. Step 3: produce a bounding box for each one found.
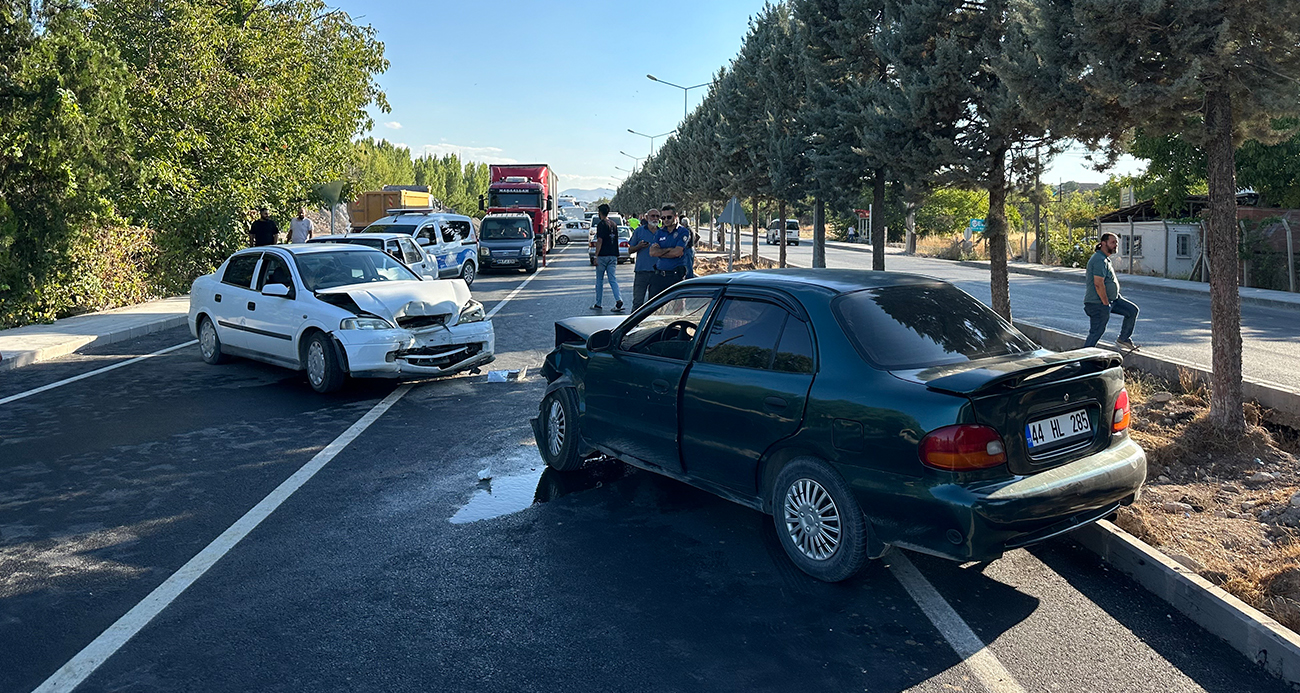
[188,244,495,393]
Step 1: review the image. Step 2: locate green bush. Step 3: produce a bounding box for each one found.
[1046,229,1095,268]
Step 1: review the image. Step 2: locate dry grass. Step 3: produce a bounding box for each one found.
[1115,368,1300,631]
[693,255,778,277]
[912,233,1034,261]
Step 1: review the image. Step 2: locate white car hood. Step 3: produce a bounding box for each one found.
[316,279,472,322]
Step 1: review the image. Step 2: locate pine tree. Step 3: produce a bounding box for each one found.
[1008,0,1300,433]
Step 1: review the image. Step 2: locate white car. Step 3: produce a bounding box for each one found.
[556,219,590,246]
[189,244,495,393]
[305,233,439,280]
[766,219,801,245]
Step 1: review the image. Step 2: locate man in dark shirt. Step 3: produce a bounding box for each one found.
[249,207,280,247]
[591,204,624,313]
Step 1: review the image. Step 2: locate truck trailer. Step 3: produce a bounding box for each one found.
[481,164,559,255]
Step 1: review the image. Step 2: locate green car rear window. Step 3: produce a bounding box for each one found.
[833,284,1037,370]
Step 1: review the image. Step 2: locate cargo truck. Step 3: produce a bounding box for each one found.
[480,164,558,255]
[349,190,436,230]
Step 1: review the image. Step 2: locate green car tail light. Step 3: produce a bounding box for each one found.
[920,425,1008,471]
[1112,389,1131,433]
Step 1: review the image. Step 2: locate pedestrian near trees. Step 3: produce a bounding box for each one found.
[629,208,660,309]
[289,207,315,243]
[249,207,280,246]
[1084,232,1140,350]
[591,203,624,313]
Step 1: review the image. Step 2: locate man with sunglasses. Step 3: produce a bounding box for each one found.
[629,208,660,309]
[649,204,690,297]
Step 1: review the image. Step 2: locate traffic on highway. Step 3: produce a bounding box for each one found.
[3,229,1288,693]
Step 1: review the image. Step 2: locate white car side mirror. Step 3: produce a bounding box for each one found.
[417,237,431,246]
[261,283,291,297]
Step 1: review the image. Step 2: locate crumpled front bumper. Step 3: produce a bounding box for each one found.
[333,319,495,379]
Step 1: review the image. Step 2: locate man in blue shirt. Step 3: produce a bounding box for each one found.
[629,208,660,309]
[649,204,690,297]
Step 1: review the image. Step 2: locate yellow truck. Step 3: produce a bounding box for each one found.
[349,190,435,230]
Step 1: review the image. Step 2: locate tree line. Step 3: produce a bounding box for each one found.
[0,0,387,328]
[611,0,1300,435]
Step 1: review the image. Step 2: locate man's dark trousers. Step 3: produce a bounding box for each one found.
[632,271,654,309]
[649,267,686,298]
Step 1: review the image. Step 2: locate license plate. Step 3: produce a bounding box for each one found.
[496,259,516,265]
[1026,409,1092,449]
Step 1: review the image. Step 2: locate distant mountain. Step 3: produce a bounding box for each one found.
[560,188,615,202]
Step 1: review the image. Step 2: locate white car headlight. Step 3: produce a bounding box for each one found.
[459,299,486,324]
[339,316,394,330]
[519,246,532,256]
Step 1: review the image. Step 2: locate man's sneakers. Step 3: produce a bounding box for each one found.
[1116,338,1140,351]
[590,304,602,311]
[612,300,625,314]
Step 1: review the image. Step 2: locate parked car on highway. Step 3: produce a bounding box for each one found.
[532,269,1146,581]
[766,219,801,245]
[479,213,539,273]
[556,219,590,246]
[189,244,494,393]
[364,210,480,286]
[587,225,631,265]
[306,233,439,280]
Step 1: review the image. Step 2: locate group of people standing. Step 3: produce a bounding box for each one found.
[248,207,317,247]
[590,203,696,313]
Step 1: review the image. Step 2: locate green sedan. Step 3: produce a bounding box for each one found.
[532,269,1146,582]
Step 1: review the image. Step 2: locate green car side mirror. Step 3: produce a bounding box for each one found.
[587,329,613,352]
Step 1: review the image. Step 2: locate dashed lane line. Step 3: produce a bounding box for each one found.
[0,340,198,407]
[32,383,414,693]
[889,553,1028,693]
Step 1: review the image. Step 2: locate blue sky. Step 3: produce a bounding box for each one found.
[333,1,1144,192]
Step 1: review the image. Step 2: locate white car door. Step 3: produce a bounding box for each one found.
[399,237,435,279]
[243,251,304,362]
[212,252,262,350]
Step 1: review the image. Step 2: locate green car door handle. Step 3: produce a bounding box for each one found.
[652,379,671,394]
[764,396,788,411]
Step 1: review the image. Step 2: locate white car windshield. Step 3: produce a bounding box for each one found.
[295,250,419,291]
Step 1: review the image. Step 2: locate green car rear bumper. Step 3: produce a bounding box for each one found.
[843,436,1147,562]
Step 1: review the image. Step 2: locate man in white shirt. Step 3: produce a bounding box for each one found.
[289,208,315,244]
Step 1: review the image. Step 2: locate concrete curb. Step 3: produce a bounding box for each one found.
[0,304,189,373]
[1074,520,1300,687]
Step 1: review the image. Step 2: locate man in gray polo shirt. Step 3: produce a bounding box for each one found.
[1084,232,1140,349]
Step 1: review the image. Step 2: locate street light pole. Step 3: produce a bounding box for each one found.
[647,74,710,121]
[627,128,676,157]
[619,150,646,171]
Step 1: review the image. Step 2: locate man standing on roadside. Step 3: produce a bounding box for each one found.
[289,207,315,244]
[249,207,280,247]
[1084,232,1140,349]
[591,203,625,313]
[649,204,690,297]
[629,208,659,309]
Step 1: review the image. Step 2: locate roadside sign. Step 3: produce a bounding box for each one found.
[718,197,749,227]
[855,209,871,219]
[967,218,985,241]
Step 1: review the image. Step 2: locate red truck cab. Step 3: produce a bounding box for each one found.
[480,164,559,255]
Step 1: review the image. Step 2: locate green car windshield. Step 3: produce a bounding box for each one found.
[834,284,1038,370]
[295,250,419,291]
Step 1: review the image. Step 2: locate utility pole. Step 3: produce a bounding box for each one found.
[1033,145,1043,264]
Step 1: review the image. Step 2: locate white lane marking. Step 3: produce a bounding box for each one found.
[33,384,413,693]
[889,553,1027,693]
[0,340,198,407]
[486,244,567,320]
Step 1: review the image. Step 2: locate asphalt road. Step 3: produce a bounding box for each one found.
[754,240,1298,391]
[0,244,1289,692]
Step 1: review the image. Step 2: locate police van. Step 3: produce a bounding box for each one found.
[365,209,480,286]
